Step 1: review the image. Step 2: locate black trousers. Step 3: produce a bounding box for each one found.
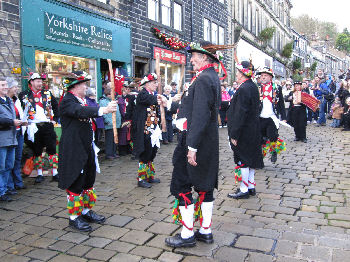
[260,117,278,143]
[33,122,57,156]
[219,109,228,126]
[105,129,117,157]
[344,113,350,129]
[68,148,96,194]
[291,106,307,140]
[139,135,158,163]
[170,132,214,206]
[162,119,174,142]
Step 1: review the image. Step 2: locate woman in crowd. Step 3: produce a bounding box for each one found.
[219,84,230,128]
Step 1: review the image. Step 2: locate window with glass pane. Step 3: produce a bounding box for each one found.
[212,23,218,44]
[204,18,210,41]
[219,26,225,45]
[96,0,107,3]
[161,0,171,26]
[174,3,182,30]
[148,0,159,22]
[219,0,225,3]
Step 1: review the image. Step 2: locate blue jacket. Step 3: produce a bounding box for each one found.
[0,97,18,147]
[99,95,121,130]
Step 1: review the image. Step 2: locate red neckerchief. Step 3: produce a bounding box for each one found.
[261,82,273,103]
[68,91,96,132]
[31,90,44,108]
[189,63,216,86]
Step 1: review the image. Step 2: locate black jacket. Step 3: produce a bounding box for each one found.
[176,67,220,191]
[58,92,99,190]
[228,79,264,169]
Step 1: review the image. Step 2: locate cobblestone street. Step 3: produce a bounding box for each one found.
[0,124,350,262]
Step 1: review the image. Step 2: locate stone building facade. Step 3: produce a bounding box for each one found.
[0,0,21,80]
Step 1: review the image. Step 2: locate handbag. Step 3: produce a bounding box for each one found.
[22,157,34,175]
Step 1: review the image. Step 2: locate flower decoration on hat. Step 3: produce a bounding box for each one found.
[62,71,92,91]
[256,66,274,77]
[28,72,46,82]
[236,61,254,78]
[140,73,158,86]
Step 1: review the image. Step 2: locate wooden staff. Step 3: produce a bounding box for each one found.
[107,59,118,144]
[155,54,167,132]
[178,64,185,94]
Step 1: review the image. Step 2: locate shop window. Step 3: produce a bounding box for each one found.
[35,50,96,98]
[219,26,225,45]
[204,18,210,41]
[174,2,182,31]
[161,0,171,27]
[159,62,180,86]
[148,0,159,22]
[135,59,148,79]
[212,22,218,44]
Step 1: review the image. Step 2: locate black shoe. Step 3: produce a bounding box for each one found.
[82,210,106,224]
[0,195,13,202]
[271,151,277,163]
[302,139,307,143]
[194,229,214,244]
[342,128,350,131]
[52,175,59,182]
[34,175,45,184]
[165,233,196,248]
[228,190,250,199]
[69,216,92,232]
[148,177,160,183]
[248,188,256,196]
[15,185,26,190]
[294,137,300,141]
[138,180,152,188]
[6,189,17,195]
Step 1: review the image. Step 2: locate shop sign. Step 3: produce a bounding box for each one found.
[273,59,286,77]
[153,47,186,65]
[44,12,113,52]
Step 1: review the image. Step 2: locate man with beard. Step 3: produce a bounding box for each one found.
[165,41,220,248]
[227,61,264,199]
[256,67,286,163]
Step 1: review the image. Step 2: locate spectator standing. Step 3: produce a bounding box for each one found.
[330,97,343,128]
[6,78,27,193]
[117,86,131,155]
[219,84,230,128]
[85,88,104,146]
[315,70,331,126]
[342,96,350,131]
[0,78,21,202]
[170,82,178,97]
[99,84,121,159]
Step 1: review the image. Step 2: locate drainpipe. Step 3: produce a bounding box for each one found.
[191,0,194,42]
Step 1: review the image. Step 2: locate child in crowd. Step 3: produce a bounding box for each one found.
[330,97,343,128]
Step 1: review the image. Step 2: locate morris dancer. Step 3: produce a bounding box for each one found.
[256,67,286,163]
[227,61,264,199]
[19,73,59,183]
[165,41,220,247]
[133,73,163,188]
[58,71,117,231]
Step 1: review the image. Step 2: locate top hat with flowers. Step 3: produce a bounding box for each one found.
[62,71,92,90]
[140,73,158,86]
[28,72,46,83]
[186,41,227,63]
[236,61,255,78]
[256,67,274,77]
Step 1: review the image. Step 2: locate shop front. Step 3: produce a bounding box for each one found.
[153,46,186,88]
[21,0,131,99]
[273,59,286,79]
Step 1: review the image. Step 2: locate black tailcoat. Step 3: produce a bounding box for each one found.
[227,79,264,169]
[58,92,99,190]
[171,67,220,194]
[132,88,158,159]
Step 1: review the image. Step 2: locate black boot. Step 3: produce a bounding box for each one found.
[228,189,249,199]
[194,229,214,244]
[82,210,106,224]
[52,174,59,182]
[138,180,152,188]
[248,188,256,196]
[148,177,160,183]
[69,216,92,232]
[165,233,196,248]
[34,175,45,184]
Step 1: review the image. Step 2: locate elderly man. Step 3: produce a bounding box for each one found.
[165,41,220,248]
[133,73,164,188]
[162,85,179,144]
[58,71,118,231]
[256,67,286,164]
[227,61,264,199]
[19,73,59,183]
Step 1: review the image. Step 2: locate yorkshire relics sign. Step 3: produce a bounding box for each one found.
[153,47,186,65]
[44,12,113,52]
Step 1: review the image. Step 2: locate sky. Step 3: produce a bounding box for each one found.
[290,0,349,32]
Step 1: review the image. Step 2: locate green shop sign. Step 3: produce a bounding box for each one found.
[44,12,113,52]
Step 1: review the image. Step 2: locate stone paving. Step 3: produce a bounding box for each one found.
[1,123,350,262]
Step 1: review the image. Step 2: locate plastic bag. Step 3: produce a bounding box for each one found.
[22,157,34,175]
